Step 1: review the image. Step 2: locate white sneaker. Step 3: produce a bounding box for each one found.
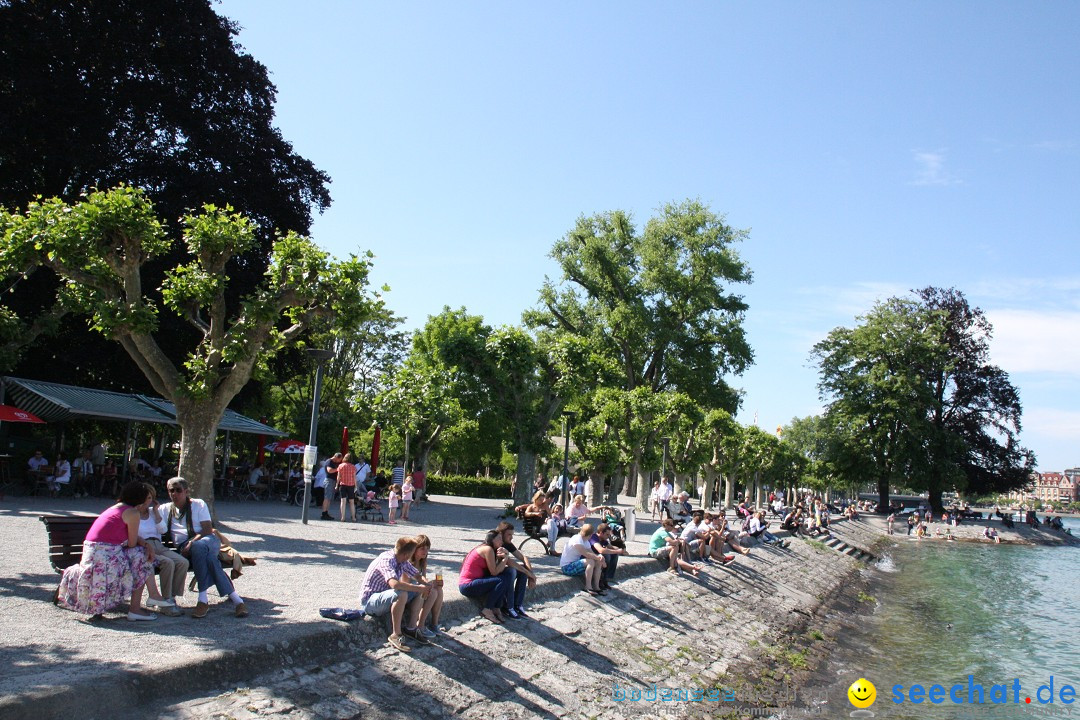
[127,611,157,622]
[145,597,176,608]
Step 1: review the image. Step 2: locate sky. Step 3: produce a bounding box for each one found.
[216,1,1079,472]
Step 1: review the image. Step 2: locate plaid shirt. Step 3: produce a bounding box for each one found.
[359,551,419,604]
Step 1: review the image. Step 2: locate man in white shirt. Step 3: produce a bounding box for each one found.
[355,455,371,490]
[159,476,247,619]
[679,511,713,561]
[658,477,674,519]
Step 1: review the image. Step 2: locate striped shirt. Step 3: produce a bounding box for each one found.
[359,550,418,604]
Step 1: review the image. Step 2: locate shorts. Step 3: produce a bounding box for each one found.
[560,559,586,576]
[688,538,709,555]
[652,547,673,565]
[338,485,356,500]
[360,587,417,616]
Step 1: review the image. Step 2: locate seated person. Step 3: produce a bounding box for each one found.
[590,523,628,590]
[47,452,71,495]
[495,521,536,618]
[679,510,713,561]
[745,510,787,547]
[559,523,605,595]
[648,518,699,576]
[247,463,267,496]
[27,449,49,484]
[782,508,805,537]
[360,536,437,652]
[983,526,1000,543]
[542,503,568,555]
[158,476,247,619]
[458,529,514,624]
[700,513,736,564]
[566,494,593,528]
[405,534,444,638]
[674,492,693,523]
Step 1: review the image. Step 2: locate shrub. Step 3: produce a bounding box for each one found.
[426,475,512,499]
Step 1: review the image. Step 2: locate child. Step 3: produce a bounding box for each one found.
[648,480,660,521]
[402,475,414,521]
[388,483,401,525]
[886,513,895,535]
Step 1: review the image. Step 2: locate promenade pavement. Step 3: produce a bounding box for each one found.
[0,491,662,719]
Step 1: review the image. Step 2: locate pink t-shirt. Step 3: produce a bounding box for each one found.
[85,505,129,545]
[458,547,490,585]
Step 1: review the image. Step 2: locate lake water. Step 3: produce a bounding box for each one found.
[807,518,1080,720]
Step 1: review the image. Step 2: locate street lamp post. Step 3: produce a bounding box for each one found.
[661,436,671,490]
[301,348,335,525]
[560,411,576,510]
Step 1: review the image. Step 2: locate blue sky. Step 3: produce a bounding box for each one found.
[218,1,1079,472]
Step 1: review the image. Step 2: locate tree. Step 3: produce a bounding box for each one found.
[0,0,331,387]
[527,200,754,508]
[812,290,1033,511]
[0,187,375,506]
[813,297,942,509]
[912,287,1034,507]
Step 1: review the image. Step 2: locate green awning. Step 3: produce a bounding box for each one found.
[1,376,284,437]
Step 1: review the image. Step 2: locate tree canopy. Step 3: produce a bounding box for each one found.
[812,287,1033,510]
[0,187,377,504]
[0,0,331,390]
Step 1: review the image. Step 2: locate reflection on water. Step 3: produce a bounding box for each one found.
[818,518,1080,719]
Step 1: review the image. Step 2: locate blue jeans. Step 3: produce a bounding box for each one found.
[505,567,529,609]
[604,553,619,579]
[190,535,235,597]
[458,570,512,609]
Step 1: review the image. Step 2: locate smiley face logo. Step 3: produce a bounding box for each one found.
[848,678,876,708]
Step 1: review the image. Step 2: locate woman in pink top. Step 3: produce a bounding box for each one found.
[56,481,157,621]
[457,529,513,624]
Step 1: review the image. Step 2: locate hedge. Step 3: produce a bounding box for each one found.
[425,475,512,499]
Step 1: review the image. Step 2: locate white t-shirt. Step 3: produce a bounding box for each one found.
[658,482,674,502]
[28,456,49,472]
[248,467,264,486]
[355,463,371,486]
[158,499,212,546]
[559,535,592,567]
[138,513,161,541]
[53,460,71,483]
[680,520,704,541]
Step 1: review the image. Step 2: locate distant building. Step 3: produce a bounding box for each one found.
[1020,471,1079,506]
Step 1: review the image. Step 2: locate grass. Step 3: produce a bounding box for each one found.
[807,629,825,641]
[807,539,830,553]
[857,591,877,604]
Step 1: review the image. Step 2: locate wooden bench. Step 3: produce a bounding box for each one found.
[40,515,97,572]
[515,506,575,555]
[39,514,232,575]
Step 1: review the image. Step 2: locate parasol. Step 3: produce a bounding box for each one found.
[0,405,45,423]
[370,426,381,474]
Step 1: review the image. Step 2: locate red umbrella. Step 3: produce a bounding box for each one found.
[370,426,381,474]
[265,439,307,453]
[0,405,45,423]
[341,426,349,455]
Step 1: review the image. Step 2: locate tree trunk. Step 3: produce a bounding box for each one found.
[513,448,536,506]
[634,459,651,512]
[175,406,226,516]
[754,470,763,508]
[723,473,734,509]
[588,469,605,507]
[703,466,717,511]
[877,477,890,511]
[606,471,624,504]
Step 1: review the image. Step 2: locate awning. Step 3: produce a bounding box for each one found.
[4,377,177,424]
[135,395,284,437]
[1,376,285,437]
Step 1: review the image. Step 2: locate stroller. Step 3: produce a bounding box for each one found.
[595,506,627,548]
[359,490,385,522]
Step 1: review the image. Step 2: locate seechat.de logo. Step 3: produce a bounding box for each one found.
[848,677,877,717]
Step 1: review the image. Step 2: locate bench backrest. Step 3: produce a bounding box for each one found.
[39,515,97,573]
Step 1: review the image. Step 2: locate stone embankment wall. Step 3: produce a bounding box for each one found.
[131,522,884,720]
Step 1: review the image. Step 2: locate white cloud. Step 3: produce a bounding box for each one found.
[910,150,961,186]
[1022,407,1080,441]
[986,309,1080,377]
[970,277,1080,311]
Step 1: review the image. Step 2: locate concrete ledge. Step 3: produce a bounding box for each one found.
[0,556,665,720]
